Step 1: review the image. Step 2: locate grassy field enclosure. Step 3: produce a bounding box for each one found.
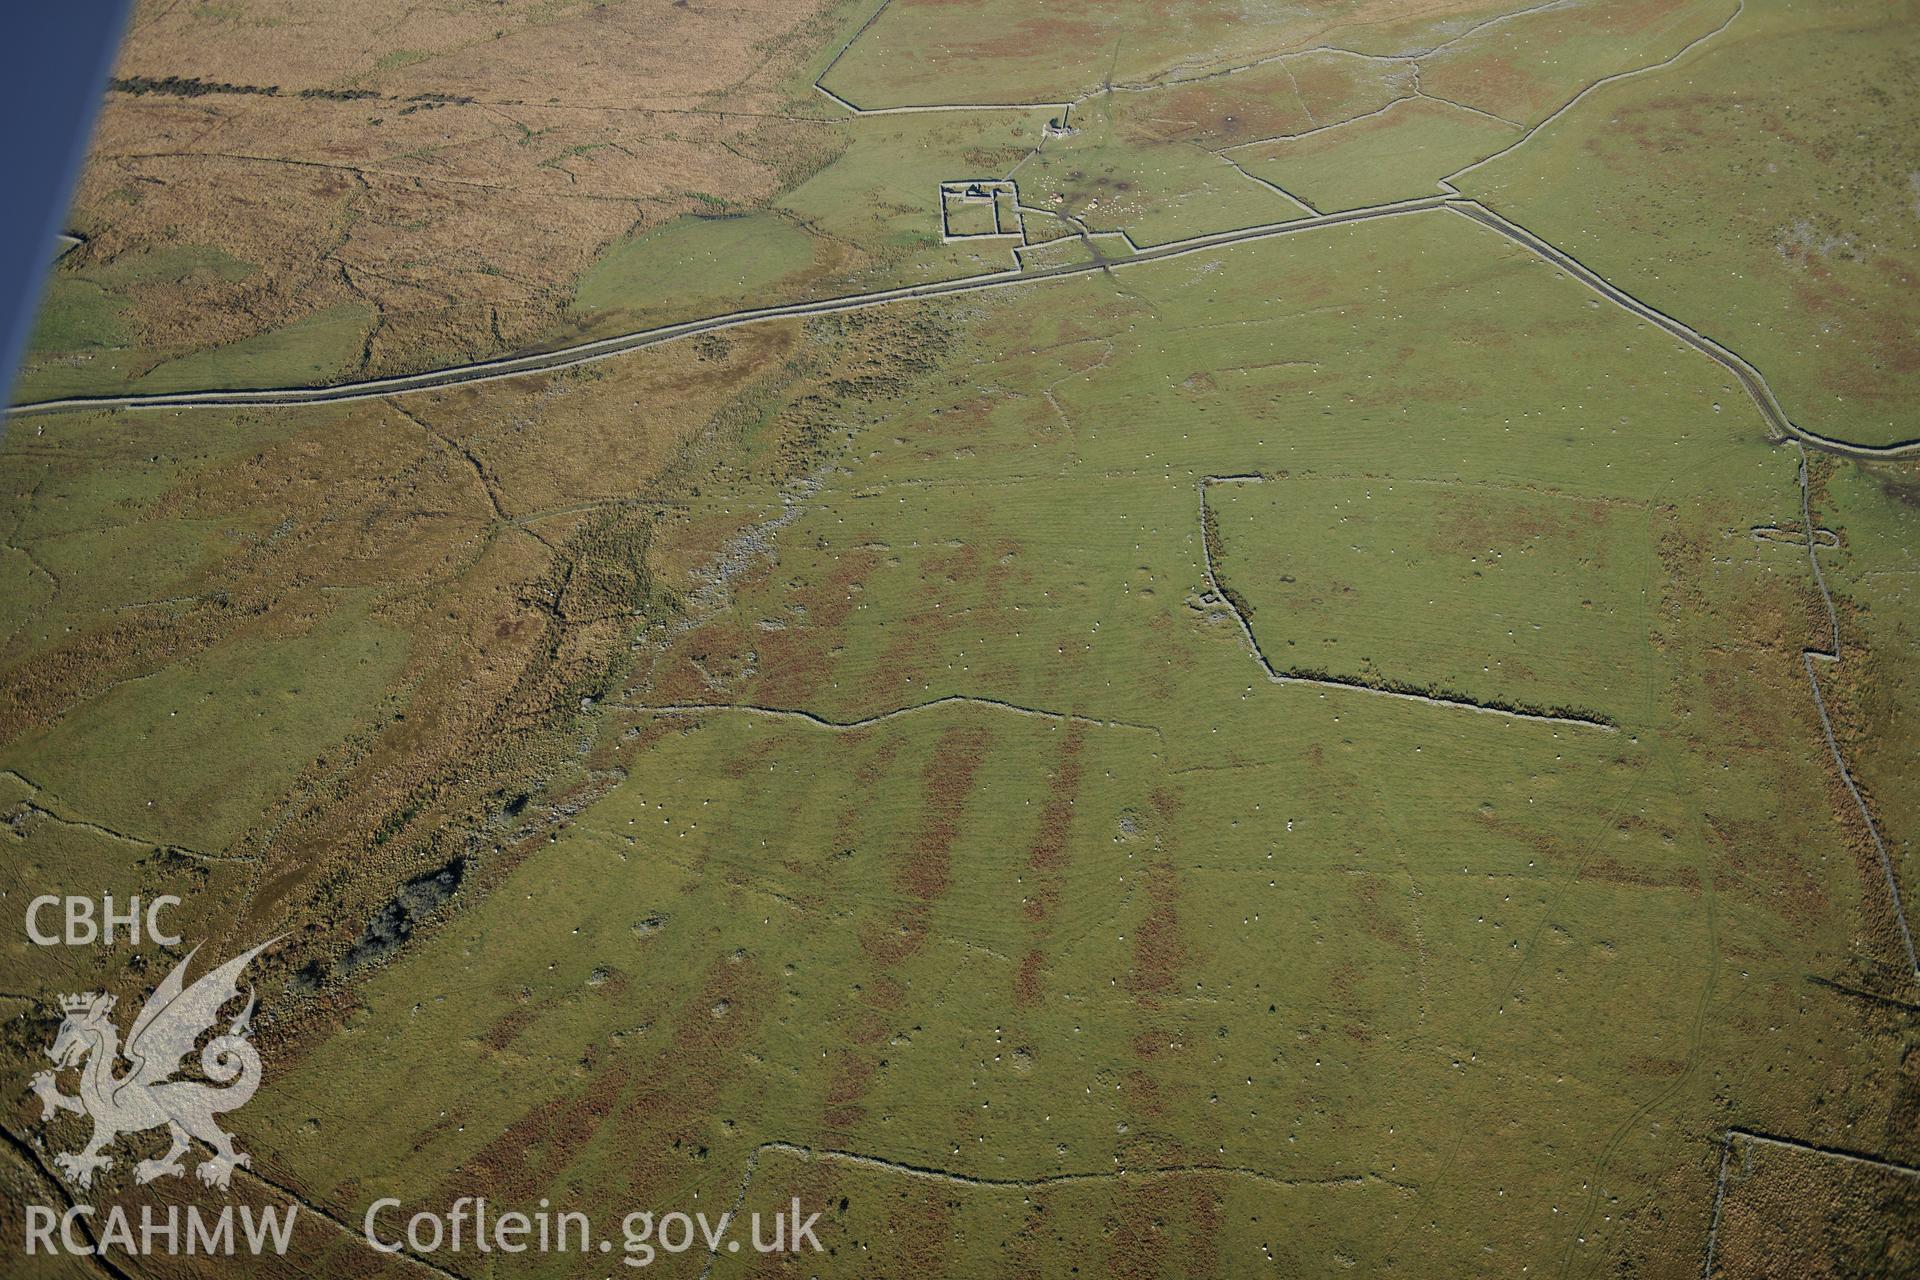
[1235,96,1519,211]
[1458,0,1920,449]
[1815,458,1920,995]
[1206,474,1651,721]
[1015,100,1310,244]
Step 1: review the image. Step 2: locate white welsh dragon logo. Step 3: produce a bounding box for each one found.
[28,939,278,1192]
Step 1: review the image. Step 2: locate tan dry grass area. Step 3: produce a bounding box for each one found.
[64,0,848,378]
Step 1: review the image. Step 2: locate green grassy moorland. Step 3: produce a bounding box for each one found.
[1205,473,1650,722]
[228,210,1919,1277]
[1457,0,1920,449]
[17,238,373,402]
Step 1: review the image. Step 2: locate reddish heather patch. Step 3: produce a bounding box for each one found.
[1146,70,1314,147]
[1352,877,1412,952]
[831,736,901,851]
[1787,255,1920,404]
[1014,947,1047,1008]
[1706,813,1827,927]
[1028,726,1086,876]
[862,586,964,706]
[863,973,909,1014]
[684,619,758,684]
[604,956,775,1203]
[857,736,902,786]
[666,957,766,1060]
[1105,1179,1171,1280]
[876,1175,956,1280]
[454,1058,630,1203]
[1181,1178,1224,1277]
[920,395,997,441]
[1583,853,1704,894]
[720,733,780,780]
[481,1004,539,1052]
[639,650,720,704]
[1470,807,1580,874]
[1014,725,1086,1003]
[1425,51,1548,120]
[848,1014,895,1056]
[748,623,832,706]
[860,904,931,966]
[926,539,980,583]
[1001,1197,1056,1276]
[892,550,982,699]
[748,550,881,706]
[1127,859,1184,997]
[1124,1067,1163,1118]
[615,715,685,763]
[811,551,882,630]
[942,15,1106,64]
[1596,93,1714,161]
[822,1050,877,1135]
[896,726,991,901]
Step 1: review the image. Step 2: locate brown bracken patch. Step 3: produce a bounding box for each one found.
[896,726,991,901]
